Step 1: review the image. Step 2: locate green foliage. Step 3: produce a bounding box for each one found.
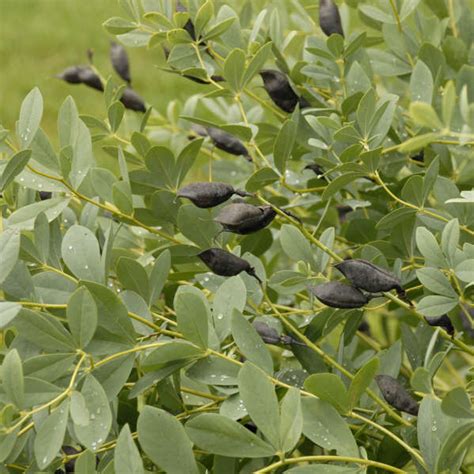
[0,0,473,472]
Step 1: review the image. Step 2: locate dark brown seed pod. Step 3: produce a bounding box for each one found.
[375,375,419,416]
[358,320,370,335]
[309,281,369,308]
[120,87,146,112]
[335,259,408,300]
[259,70,307,113]
[215,203,277,235]
[206,127,252,161]
[319,0,344,37]
[425,314,455,336]
[61,446,81,472]
[198,248,261,283]
[177,182,252,208]
[110,41,131,84]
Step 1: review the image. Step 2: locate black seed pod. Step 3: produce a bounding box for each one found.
[198,248,261,283]
[39,191,52,201]
[304,163,326,180]
[309,281,369,308]
[253,321,304,346]
[184,74,225,84]
[176,1,197,40]
[56,66,103,91]
[56,66,83,84]
[259,70,307,113]
[425,314,455,336]
[411,150,424,163]
[253,321,281,344]
[215,203,277,235]
[336,205,353,222]
[358,320,370,335]
[177,182,252,208]
[77,67,104,91]
[375,375,419,416]
[120,87,146,112]
[335,259,407,299]
[206,127,252,161]
[110,41,131,84]
[319,0,344,37]
[62,446,80,473]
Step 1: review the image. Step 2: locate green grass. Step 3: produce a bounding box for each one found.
[0,0,194,138]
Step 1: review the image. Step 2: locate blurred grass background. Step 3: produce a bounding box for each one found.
[0,0,189,139]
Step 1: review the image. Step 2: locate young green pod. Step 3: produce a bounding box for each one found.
[319,0,344,37]
[110,41,131,84]
[375,375,419,416]
[198,248,261,283]
[309,281,369,308]
[120,87,146,112]
[206,127,252,162]
[259,70,307,113]
[177,182,252,208]
[425,314,455,336]
[335,259,407,300]
[215,203,277,235]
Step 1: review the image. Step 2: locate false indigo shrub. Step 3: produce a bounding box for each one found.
[1,0,473,472]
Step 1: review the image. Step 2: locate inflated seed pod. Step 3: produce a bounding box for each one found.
[335,259,407,299]
[319,0,344,37]
[425,314,455,336]
[198,248,261,283]
[336,205,353,222]
[375,375,419,416]
[56,66,103,91]
[259,70,307,113]
[309,281,369,308]
[110,41,131,84]
[215,203,277,235]
[206,127,252,162]
[61,446,81,473]
[177,182,252,208]
[120,87,146,112]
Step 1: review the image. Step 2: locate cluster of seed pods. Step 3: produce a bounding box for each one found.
[310,259,408,309]
[56,42,146,112]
